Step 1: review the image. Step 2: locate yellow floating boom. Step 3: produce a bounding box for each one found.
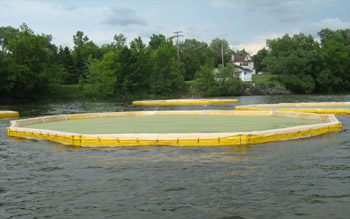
[235,102,350,115]
[7,110,341,147]
[0,111,19,119]
[132,99,239,105]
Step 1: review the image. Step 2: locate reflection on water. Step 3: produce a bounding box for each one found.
[1,95,350,218]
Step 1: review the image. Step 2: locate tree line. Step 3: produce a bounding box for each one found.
[253,28,350,94]
[1,23,244,102]
[1,23,349,102]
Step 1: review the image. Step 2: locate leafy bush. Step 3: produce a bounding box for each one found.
[279,74,315,94]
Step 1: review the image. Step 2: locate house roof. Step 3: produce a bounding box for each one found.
[234,53,253,63]
[241,68,252,72]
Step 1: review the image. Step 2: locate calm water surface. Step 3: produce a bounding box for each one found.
[1,95,350,218]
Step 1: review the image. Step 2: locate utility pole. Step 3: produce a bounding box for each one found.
[173,31,183,76]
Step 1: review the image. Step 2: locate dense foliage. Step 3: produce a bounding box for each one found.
[1,23,349,102]
[192,64,246,97]
[0,24,66,101]
[258,29,350,94]
[0,24,244,102]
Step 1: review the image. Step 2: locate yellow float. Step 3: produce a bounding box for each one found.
[7,110,341,147]
[235,102,350,115]
[0,110,19,119]
[132,99,238,105]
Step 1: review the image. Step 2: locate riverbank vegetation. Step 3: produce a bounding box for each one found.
[1,23,349,102]
[255,29,350,94]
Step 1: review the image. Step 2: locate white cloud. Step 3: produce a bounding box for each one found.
[101,5,147,27]
[303,17,350,35]
[209,0,335,23]
[1,0,349,51]
[61,3,79,11]
[230,33,284,55]
[231,41,265,55]
[48,0,79,12]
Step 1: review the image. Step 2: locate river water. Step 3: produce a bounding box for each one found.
[1,95,350,218]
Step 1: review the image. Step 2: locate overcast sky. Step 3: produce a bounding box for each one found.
[1,0,350,54]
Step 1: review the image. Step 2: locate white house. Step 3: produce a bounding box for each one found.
[213,66,252,82]
[233,53,256,75]
[213,52,255,82]
[239,68,253,82]
[232,53,256,82]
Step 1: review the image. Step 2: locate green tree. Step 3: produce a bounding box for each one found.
[317,40,350,93]
[149,38,183,95]
[318,28,350,47]
[0,23,65,100]
[252,47,268,72]
[113,33,127,49]
[215,64,244,96]
[115,47,136,97]
[57,46,75,84]
[71,31,101,83]
[279,74,315,94]
[84,51,120,98]
[98,34,125,56]
[194,65,217,96]
[210,38,233,67]
[262,33,321,94]
[148,34,166,50]
[0,26,19,55]
[235,49,247,54]
[129,37,151,96]
[71,31,89,83]
[180,39,214,81]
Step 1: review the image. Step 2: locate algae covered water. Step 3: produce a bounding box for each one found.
[23,115,323,134]
[1,95,350,218]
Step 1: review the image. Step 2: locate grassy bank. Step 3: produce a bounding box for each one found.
[252,74,279,85]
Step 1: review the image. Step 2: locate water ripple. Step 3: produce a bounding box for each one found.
[1,95,350,218]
